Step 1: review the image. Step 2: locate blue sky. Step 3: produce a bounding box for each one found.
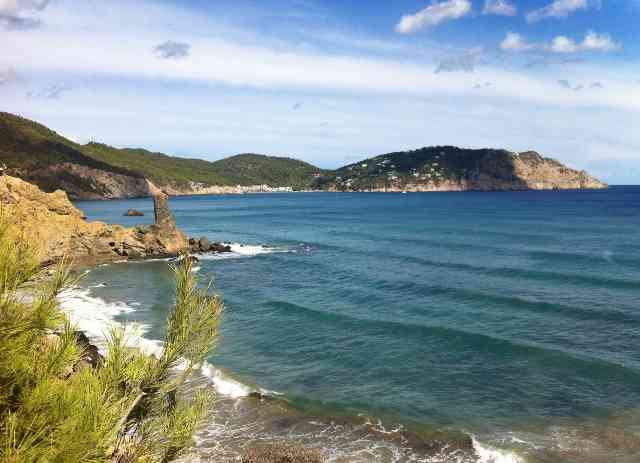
[1,0,639,183]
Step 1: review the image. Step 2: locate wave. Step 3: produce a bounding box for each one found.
[198,242,298,260]
[472,438,524,463]
[261,300,640,377]
[58,285,260,400]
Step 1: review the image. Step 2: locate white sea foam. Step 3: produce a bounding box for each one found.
[197,242,290,261]
[472,438,524,463]
[58,285,255,399]
[201,363,252,398]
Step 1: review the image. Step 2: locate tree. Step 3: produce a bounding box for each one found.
[0,214,223,463]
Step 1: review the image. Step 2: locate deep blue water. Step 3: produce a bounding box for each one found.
[74,188,640,461]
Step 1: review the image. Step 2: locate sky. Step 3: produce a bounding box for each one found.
[1,0,639,183]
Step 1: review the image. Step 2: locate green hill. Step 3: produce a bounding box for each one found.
[0,112,144,197]
[209,153,323,189]
[0,112,605,198]
[0,112,324,196]
[82,144,324,189]
[319,146,606,191]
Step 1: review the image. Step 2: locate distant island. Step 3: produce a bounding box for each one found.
[0,111,606,200]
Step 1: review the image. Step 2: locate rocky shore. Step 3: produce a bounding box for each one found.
[0,174,229,265]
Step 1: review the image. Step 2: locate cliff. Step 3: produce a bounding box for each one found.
[0,174,187,264]
[322,147,607,192]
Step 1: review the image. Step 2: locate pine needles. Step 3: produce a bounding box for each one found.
[0,215,223,463]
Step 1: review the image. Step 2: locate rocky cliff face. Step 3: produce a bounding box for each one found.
[14,162,152,200]
[0,175,187,264]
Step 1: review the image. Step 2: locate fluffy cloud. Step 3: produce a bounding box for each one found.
[550,36,578,53]
[483,0,517,16]
[435,48,483,73]
[500,32,539,51]
[395,0,471,34]
[0,0,48,29]
[526,0,589,23]
[501,31,620,54]
[582,30,619,52]
[153,41,191,59]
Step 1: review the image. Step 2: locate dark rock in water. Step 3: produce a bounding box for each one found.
[187,236,232,254]
[124,209,144,217]
[241,443,323,463]
[198,236,211,252]
[210,242,232,253]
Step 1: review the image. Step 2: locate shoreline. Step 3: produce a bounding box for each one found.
[71,184,611,202]
[57,272,524,463]
[61,262,640,463]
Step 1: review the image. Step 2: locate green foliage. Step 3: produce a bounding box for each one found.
[325,146,518,190]
[208,153,324,190]
[0,217,223,463]
[0,112,324,190]
[82,145,324,189]
[0,112,141,179]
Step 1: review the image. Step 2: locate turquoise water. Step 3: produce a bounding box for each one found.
[71,188,640,462]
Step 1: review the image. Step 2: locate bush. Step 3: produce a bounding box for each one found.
[0,215,223,463]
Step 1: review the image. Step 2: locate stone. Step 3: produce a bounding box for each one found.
[124,209,144,217]
[198,236,211,251]
[241,443,323,463]
[210,242,232,253]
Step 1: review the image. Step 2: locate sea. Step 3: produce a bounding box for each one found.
[60,187,640,462]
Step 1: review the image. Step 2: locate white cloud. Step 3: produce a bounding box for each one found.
[526,0,589,22]
[582,30,620,51]
[395,0,471,34]
[550,36,578,53]
[483,0,517,16]
[500,32,539,51]
[501,31,621,54]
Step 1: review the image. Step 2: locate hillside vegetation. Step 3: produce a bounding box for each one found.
[83,144,323,189]
[0,112,323,193]
[0,112,605,197]
[319,146,605,191]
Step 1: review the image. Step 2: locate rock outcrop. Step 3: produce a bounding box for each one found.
[24,162,152,200]
[124,209,144,217]
[188,237,232,254]
[0,175,188,265]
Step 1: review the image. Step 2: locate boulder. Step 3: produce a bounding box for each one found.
[210,242,232,253]
[198,236,211,252]
[124,209,144,217]
[241,443,323,463]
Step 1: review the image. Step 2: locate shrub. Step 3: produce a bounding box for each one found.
[0,215,223,463]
